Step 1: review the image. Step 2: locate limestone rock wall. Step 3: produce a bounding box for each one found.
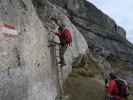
[0,0,133,100]
[0,0,88,100]
[48,0,133,73]
[0,0,56,100]
[31,0,88,79]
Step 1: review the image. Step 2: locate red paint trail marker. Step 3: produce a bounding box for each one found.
[0,24,18,38]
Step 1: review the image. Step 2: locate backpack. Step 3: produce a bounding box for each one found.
[115,79,129,97]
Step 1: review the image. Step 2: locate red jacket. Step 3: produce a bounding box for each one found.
[106,80,123,100]
[106,80,118,95]
[55,28,72,46]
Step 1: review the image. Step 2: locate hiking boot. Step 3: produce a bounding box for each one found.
[58,61,66,66]
[61,62,66,66]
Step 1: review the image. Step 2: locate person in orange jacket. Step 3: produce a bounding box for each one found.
[54,24,72,66]
[106,73,124,100]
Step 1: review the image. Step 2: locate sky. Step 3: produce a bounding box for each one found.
[88,0,133,43]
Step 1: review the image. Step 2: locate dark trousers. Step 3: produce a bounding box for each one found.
[59,44,67,64]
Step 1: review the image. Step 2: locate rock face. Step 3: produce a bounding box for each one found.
[0,0,133,100]
[0,0,57,100]
[49,0,133,79]
[0,0,87,100]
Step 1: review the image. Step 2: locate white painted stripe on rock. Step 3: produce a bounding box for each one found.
[0,26,18,36]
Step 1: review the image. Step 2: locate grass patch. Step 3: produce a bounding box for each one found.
[64,77,105,100]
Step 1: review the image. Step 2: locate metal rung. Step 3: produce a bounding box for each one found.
[56,54,59,56]
[48,44,56,47]
[55,48,60,50]
[56,49,60,51]
[48,41,60,45]
[56,55,60,57]
[56,56,60,57]
[56,54,60,56]
[57,71,63,73]
[56,57,60,59]
[56,51,60,53]
[56,58,60,60]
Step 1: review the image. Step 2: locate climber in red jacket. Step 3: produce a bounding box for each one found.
[54,24,72,66]
[106,73,124,100]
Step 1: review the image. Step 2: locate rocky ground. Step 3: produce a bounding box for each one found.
[0,0,133,100]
